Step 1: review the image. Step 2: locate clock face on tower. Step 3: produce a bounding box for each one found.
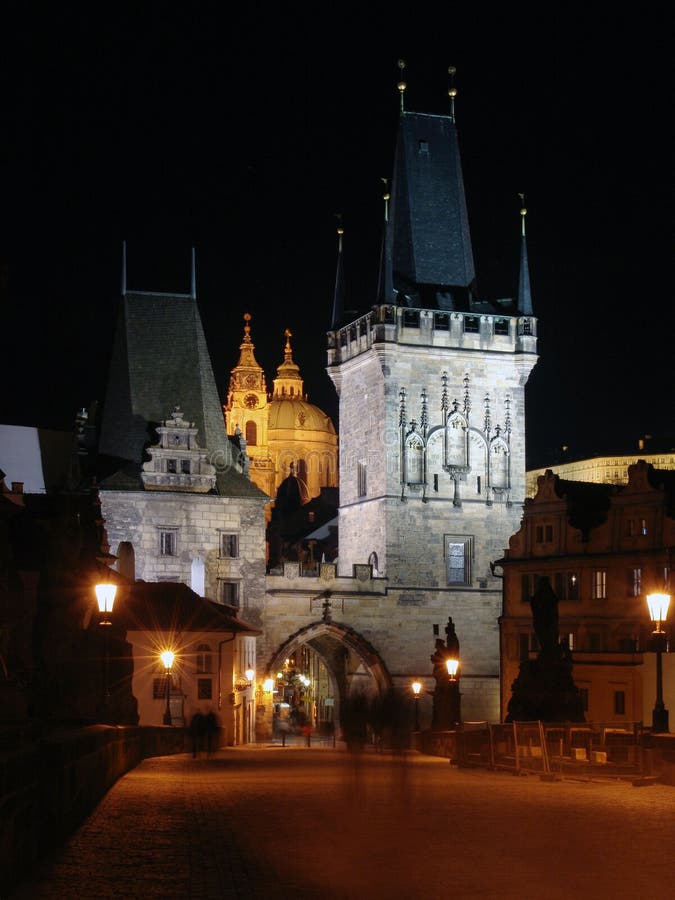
[244,393,259,409]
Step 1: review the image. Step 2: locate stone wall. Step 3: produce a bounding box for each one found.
[1,725,185,896]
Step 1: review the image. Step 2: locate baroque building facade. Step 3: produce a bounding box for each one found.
[498,461,675,725]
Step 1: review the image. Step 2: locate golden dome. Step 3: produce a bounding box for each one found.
[268,397,337,435]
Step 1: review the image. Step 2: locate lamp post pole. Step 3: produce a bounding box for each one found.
[161,650,175,726]
[647,593,670,733]
[95,582,117,720]
[412,681,421,731]
[446,657,461,727]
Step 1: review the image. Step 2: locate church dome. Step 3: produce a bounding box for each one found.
[268,397,336,435]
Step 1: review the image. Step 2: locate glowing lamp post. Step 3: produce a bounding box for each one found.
[95,582,117,716]
[445,657,459,681]
[412,680,422,731]
[263,677,275,693]
[245,668,255,686]
[160,649,175,726]
[95,582,117,626]
[445,656,461,727]
[647,592,670,733]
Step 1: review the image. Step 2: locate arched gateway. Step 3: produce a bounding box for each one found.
[263,621,392,741]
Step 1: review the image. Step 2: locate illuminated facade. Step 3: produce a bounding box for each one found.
[224,315,338,503]
[498,461,675,724]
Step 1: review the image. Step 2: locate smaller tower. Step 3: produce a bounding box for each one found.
[224,314,275,497]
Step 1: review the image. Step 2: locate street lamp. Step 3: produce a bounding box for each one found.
[245,667,255,686]
[445,657,459,681]
[412,680,422,731]
[160,649,175,726]
[95,582,117,715]
[646,592,670,733]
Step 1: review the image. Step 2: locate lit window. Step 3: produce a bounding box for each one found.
[196,643,213,674]
[627,568,642,597]
[160,530,177,556]
[220,534,239,558]
[592,570,607,600]
[554,571,579,601]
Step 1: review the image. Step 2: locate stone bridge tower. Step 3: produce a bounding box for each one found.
[320,68,538,722]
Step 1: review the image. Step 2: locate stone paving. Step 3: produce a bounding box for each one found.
[8,745,675,899]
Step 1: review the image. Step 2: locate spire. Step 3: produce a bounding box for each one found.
[272,328,304,399]
[121,240,127,296]
[384,65,476,310]
[397,59,407,113]
[447,65,457,123]
[517,195,533,316]
[330,218,345,329]
[190,246,196,299]
[376,178,392,304]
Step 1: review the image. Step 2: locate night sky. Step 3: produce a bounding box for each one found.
[2,5,673,469]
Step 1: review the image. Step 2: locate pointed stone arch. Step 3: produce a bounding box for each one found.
[265,620,392,708]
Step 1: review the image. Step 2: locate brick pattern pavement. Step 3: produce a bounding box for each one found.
[9,747,675,900]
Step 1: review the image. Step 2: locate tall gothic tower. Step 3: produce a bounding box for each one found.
[325,70,537,716]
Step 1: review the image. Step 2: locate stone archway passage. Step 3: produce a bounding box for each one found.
[264,621,393,740]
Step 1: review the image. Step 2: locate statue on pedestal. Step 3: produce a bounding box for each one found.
[506,577,584,723]
[430,617,461,729]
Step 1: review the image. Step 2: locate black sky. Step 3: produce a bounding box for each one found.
[1,5,673,469]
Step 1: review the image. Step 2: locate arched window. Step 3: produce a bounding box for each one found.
[445,412,467,469]
[489,439,509,490]
[404,433,424,484]
[245,420,257,446]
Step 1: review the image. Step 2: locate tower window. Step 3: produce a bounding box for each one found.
[181,460,191,474]
[159,530,177,556]
[418,140,429,154]
[445,535,473,585]
[166,459,177,474]
[463,316,480,333]
[357,462,367,497]
[220,580,240,608]
[494,319,509,335]
[220,533,239,558]
[245,420,257,446]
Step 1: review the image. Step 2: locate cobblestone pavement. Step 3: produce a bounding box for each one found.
[9,745,675,899]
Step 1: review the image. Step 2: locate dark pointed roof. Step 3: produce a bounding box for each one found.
[386,110,476,309]
[98,288,266,499]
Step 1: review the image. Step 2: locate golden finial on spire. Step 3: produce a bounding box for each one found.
[518,193,527,236]
[381,176,390,223]
[243,312,252,342]
[448,65,457,121]
[397,59,407,112]
[284,327,292,350]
